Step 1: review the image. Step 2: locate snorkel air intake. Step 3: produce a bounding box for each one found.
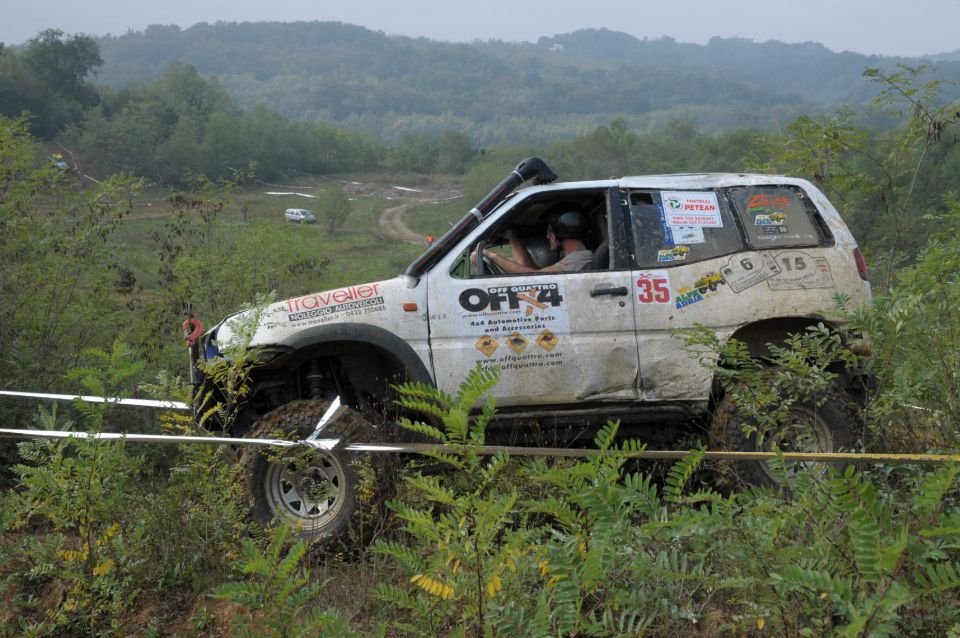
[470,156,558,219]
[403,157,558,281]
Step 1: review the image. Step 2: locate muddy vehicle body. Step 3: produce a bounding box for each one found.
[193,158,872,541]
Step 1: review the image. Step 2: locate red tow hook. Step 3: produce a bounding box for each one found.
[183,304,204,414]
[182,316,204,347]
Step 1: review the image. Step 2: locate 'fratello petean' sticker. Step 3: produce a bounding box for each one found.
[661,191,723,227]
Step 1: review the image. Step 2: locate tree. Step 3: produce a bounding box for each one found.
[16,29,103,137]
[148,61,229,119]
[750,65,960,286]
[0,114,142,395]
[318,183,351,233]
[23,29,102,102]
[436,129,474,174]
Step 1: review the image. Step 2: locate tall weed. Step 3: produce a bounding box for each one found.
[373,365,960,637]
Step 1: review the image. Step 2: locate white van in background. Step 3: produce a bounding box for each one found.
[284,208,316,224]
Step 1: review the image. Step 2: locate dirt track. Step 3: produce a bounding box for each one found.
[378,201,429,245]
[343,181,461,246]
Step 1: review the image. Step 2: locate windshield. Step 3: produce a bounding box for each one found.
[404,192,519,278]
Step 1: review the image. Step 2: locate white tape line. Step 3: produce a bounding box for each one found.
[0,428,340,449]
[2,427,960,464]
[0,390,189,410]
[307,396,343,440]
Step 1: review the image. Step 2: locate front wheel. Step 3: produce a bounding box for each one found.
[243,400,372,546]
[709,389,863,488]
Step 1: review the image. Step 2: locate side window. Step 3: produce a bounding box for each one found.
[450,190,608,279]
[629,190,741,268]
[728,186,828,249]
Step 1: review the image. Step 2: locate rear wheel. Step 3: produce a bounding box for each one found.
[243,400,373,546]
[710,388,863,488]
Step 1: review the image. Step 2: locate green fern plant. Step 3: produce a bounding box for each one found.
[767,464,960,636]
[373,365,535,638]
[9,340,145,637]
[676,322,857,445]
[214,523,355,638]
[518,426,725,636]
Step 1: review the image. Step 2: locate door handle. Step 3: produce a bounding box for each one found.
[590,285,629,297]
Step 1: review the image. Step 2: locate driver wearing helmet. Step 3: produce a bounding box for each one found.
[473,206,594,274]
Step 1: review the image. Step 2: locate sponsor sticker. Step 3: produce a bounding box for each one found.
[661,191,723,227]
[286,283,381,313]
[458,282,570,335]
[657,247,689,263]
[506,332,529,354]
[636,271,672,304]
[720,253,781,293]
[536,329,558,351]
[671,226,705,244]
[747,194,790,210]
[283,283,387,325]
[754,213,787,226]
[767,251,835,290]
[287,296,384,322]
[476,334,499,357]
[693,271,727,295]
[676,271,727,309]
[459,282,570,371]
[675,286,704,309]
[760,225,790,235]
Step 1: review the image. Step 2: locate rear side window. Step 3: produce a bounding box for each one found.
[727,186,827,249]
[629,190,741,268]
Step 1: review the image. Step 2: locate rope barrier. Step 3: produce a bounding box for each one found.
[1,390,957,464]
[0,391,189,410]
[2,428,958,464]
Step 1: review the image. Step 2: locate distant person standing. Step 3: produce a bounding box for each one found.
[426,233,434,247]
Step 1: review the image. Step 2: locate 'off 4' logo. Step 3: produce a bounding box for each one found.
[459,284,563,315]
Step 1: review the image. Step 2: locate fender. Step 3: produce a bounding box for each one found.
[270,322,434,385]
[727,315,838,359]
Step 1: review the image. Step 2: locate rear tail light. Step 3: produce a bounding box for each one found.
[853,248,869,281]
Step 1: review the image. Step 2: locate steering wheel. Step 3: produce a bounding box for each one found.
[481,254,503,276]
[474,240,503,277]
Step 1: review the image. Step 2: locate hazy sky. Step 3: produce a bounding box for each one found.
[2,0,959,57]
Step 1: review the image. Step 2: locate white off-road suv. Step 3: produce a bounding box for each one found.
[193,158,872,543]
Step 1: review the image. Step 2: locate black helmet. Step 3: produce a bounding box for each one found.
[524,235,559,268]
[547,207,587,241]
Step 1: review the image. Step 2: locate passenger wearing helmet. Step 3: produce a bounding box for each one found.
[473,206,593,274]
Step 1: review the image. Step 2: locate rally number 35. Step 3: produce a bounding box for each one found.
[637,276,670,303]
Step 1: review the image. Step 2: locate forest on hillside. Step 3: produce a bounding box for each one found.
[2,29,960,263]
[86,22,960,142]
[1,26,960,637]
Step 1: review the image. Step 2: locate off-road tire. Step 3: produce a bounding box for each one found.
[709,388,863,489]
[242,399,374,547]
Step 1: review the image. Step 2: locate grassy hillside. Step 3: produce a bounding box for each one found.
[92,22,960,143]
[2,78,960,634]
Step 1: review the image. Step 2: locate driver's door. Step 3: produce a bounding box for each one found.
[426,196,640,407]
